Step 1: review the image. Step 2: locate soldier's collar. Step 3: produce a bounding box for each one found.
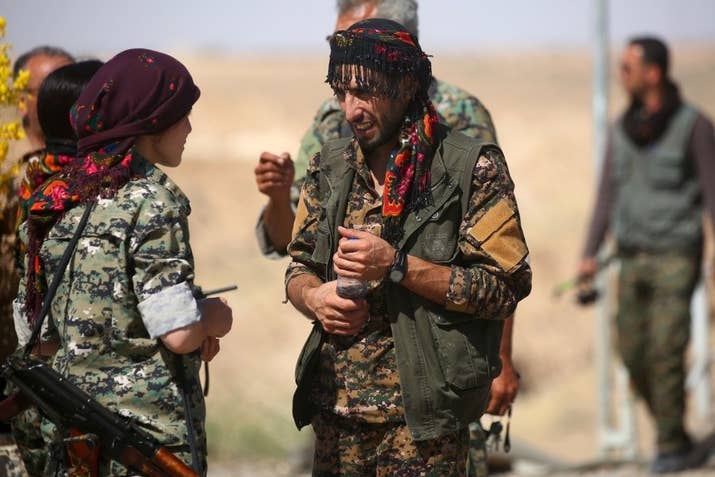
[133,154,192,215]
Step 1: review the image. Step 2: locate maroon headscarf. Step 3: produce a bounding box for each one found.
[23,48,200,325]
[73,48,200,157]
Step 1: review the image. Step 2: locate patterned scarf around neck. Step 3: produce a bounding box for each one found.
[381,96,440,245]
[22,144,136,324]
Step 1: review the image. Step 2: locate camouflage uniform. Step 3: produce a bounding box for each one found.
[616,249,699,453]
[466,422,488,477]
[287,135,530,475]
[312,412,469,477]
[0,435,28,477]
[0,151,33,477]
[0,164,21,364]
[0,151,36,363]
[13,155,206,475]
[256,78,497,258]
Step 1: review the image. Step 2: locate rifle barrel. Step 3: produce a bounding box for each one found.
[198,285,237,297]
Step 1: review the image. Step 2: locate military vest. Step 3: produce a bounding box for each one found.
[612,104,701,252]
[293,130,505,441]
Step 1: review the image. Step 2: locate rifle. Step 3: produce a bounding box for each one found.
[183,284,237,474]
[1,355,198,477]
[192,285,238,300]
[188,283,237,397]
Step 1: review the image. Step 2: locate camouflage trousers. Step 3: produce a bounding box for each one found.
[0,434,29,477]
[11,407,46,477]
[0,302,18,364]
[1,301,18,436]
[466,421,489,477]
[616,249,700,453]
[311,412,469,477]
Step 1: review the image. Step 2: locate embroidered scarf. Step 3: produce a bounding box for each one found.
[380,97,440,245]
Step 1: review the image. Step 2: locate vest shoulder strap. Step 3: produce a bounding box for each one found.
[441,130,500,215]
[317,137,352,198]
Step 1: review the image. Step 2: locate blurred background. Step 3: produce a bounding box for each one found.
[3,1,715,475]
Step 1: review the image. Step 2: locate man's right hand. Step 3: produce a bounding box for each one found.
[305,281,369,336]
[578,257,599,281]
[255,151,295,201]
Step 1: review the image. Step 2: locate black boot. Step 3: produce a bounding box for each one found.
[650,441,710,474]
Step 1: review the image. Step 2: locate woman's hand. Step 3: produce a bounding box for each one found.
[199,297,234,337]
[200,336,220,362]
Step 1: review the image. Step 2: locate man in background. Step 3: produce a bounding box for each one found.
[578,37,715,474]
[0,45,74,477]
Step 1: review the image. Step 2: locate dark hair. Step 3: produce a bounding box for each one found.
[629,36,669,77]
[13,45,75,78]
[37,60,104,141]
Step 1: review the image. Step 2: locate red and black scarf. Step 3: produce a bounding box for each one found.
[328,18,439,245]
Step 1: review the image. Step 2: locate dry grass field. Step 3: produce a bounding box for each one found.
[9,47,714,474]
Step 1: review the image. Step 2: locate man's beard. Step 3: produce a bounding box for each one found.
[352,113,404,154]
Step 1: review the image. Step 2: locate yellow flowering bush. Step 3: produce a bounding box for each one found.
[0,16,28,225]
[0,16,27,197]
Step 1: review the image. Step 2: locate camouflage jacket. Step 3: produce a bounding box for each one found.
[256,77,497,258]
[287,131,531,440]
[13,155,205,474]
[0,151,35,362]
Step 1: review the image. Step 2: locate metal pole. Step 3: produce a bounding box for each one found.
[592,0,611,459]
[687,280,711,420]
[592,0,638,460]
[592,0,609,178]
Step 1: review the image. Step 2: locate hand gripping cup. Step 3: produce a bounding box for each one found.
[335,223,381,299]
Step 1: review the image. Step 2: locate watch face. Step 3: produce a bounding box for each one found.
[389,268,404,283]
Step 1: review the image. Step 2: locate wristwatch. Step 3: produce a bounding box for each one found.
[388,249,407,283]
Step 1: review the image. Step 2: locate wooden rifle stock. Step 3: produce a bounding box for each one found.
[2,356,199,477]
[121,446,198,477]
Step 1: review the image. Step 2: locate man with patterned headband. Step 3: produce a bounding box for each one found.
[256,3,521,473]
[286,19,531,476]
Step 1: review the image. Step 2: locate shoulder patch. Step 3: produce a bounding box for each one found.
[469,199,527,272]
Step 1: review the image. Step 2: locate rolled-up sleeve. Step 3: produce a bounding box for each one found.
[446,147,531,319]
[131,204,201,337]
[13,299,31,347]
[137,281,200,338]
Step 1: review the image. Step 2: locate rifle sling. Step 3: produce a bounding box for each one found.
[24,203,94,357]
[173,351,204,476]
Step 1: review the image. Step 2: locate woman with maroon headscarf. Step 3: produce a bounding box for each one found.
[13,49,233,475]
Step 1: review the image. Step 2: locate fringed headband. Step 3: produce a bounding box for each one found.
[327,18,432,99]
